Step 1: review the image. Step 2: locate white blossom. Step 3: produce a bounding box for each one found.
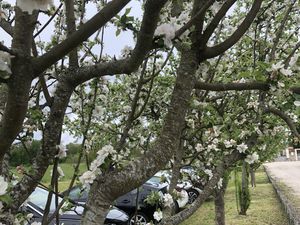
[224,139,236,148]
[163,193,173,207]
[294,101,300,107]
[155,23,176,47]
[153,210,163,221]
[93,105,105,117]
[81,145,115,186]
[26,213,34,220]
[79,170,97,187]
[204,169,213,180]
[120,45,132,58]
[207,143,219,152]
[195,143,204,152]
[271,62,284,71]
[123,105,131,113]
[187,119,195,129]
[0,176,8,196]
[56,144,67,159]
[99,94,107,102]
[237,143,248,153]
[217,178,223,189]
[31,222,42,225]
[280,68,293,76]
[289,54,299,67]
[247,101,259,110]
[211,1,222,14]
[245,152,259,164]
[57,166,65,177]
[16,0,53,14]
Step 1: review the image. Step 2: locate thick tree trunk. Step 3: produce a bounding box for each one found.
[0,9,37,161]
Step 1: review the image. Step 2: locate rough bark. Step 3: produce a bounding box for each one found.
[0,9,37,161]
[9,78,74,212]
[214,174,229,225]
[239,161,250,215]
[169,139,184,192]
[215,187,226,225]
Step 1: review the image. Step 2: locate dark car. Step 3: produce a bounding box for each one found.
[65,182,168,225]
[24,186,129,225]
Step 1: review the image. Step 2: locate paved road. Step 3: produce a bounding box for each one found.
[264,161,300,197]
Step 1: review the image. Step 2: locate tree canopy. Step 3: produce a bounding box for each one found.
[0,0,299,224]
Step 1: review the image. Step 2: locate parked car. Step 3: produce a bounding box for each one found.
[24,186,129,225]
[148,168,201,204]
[65,182,169,225]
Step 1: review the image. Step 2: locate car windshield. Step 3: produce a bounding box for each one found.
[28,187,62,212]
[146,176,163,184]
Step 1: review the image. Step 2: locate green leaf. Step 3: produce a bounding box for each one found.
[125,7,131,15]
[116,29,121,36]
[0,194,13,206]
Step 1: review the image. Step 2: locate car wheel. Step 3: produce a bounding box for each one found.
[129,212,149,225]
[187,189,199,204]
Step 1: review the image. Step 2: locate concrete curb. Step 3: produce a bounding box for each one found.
[264,166,300,225]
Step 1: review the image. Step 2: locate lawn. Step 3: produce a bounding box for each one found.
[181,169,289,225]
[40,163,88,191]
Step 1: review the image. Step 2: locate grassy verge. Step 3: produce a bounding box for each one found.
[181,170,289,225]
[12,163,88,191]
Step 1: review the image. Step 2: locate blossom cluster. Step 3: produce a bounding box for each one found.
[245,152,259,164]
[79,145,116,188]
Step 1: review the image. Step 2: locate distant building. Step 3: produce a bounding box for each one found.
[281,147,300,161]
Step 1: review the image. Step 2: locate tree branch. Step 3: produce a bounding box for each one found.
[33,0,130,75]
[202,0,263,59]
[202,0,237,45]
[0,19,13,36]
[0,42,14,55]
[67,0,168,87]
[33,3,63,38]
[174,0,215,39]
[263,107,300,138]
[270,1,296,61]
[290,86,300,95]
[65,0,79,68]
[284,41,300,68]
[194,81,270,91]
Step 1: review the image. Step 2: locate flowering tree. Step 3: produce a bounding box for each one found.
[0,0,299,224]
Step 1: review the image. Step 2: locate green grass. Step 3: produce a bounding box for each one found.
[12,163,88,192]
[42,163,88,191]
[181,170,289,225]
